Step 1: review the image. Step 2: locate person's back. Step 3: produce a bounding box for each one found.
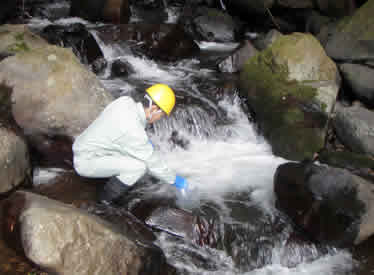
[73,96,146,159]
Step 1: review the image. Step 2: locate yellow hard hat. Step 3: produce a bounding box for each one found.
[146,84,176,115]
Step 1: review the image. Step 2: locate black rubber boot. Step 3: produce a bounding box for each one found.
[97,177,130,205]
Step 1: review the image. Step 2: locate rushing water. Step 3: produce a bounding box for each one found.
[28,13,357,275]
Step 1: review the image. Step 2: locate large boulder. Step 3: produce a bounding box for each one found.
[70,0,130,24]
[2,191,176,275]
[0,44,114,166]
[333,102,374,157]
[0,24,49,54]
[239,33,340,161]
[324,0,374,62]
[0,127,30,194]
[274,161,374,247]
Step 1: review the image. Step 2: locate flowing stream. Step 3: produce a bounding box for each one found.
[28,10,358,275]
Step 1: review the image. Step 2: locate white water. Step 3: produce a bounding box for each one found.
[94,36,356,274]
[27,16,356,274]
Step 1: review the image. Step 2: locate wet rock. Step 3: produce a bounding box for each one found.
[192,8,237,42]
[39,23,104,65]
[95,23,199,62]
[118,181,218,247]
[31,1,70,21]
[339,63,374,107]
[333,102,374,157]
[0,45,114,167]
[218,40,257,73]
[274,161,374,247]
[318,150,374,182]
[2,191,176,275]
[92,57,108,75]
[111,59,134,77]
[148,24,200,61]
[239,33,340,161]
[70,0,131,24]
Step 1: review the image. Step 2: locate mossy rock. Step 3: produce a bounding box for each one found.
[0,24,48,54]
[239,34,333,161]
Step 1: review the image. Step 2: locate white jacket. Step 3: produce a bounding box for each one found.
[73,96,176,185]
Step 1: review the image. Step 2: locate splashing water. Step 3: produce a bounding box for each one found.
[93,32,356,275]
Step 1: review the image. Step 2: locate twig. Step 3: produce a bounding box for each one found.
[265,7,281,31]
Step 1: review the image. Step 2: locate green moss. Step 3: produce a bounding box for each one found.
[6,32,30,53]
[239,38,326,160]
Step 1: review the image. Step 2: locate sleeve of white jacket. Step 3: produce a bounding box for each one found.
[113,119,176,185]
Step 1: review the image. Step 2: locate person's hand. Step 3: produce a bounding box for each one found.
[173,175,189,196]
[149,140,154,149]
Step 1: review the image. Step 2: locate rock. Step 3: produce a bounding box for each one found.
[305,10,332,36]
[119,180,219,247]
[218,40,258,73]
[31,1,71,21]
[339,63,374,107]
[239,33,340,161]
[70,0,131,24]
[192,8,237,42]
[39,23,104,65]
[253,29,282,51]
[0,24,49,54]
[0,45,114,167]
[95,23,199,62]
[325,1,374,62]
[111,59,134,77]
[2,191,176,275]
[318,150,374,182]
[274,161,374,247]
[333,102,374,157]
[0,127,30,194]
[315,0,356,18]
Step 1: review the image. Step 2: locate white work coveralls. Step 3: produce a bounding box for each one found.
[73,96,176,186]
